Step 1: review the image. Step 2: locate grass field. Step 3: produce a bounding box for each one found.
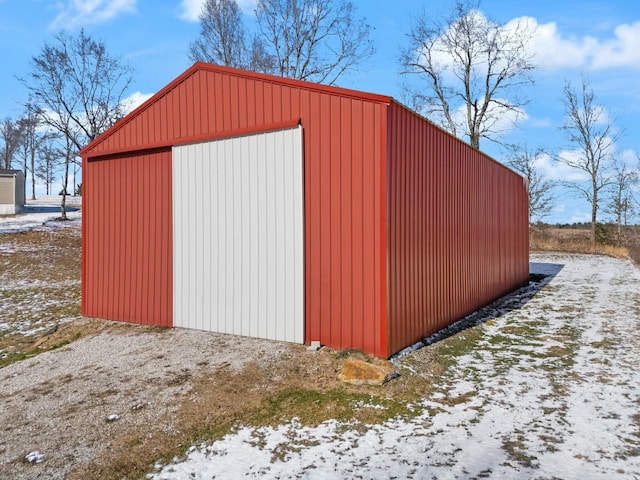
[530,223,640,264]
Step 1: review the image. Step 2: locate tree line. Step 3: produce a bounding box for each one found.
[0,0,637,239]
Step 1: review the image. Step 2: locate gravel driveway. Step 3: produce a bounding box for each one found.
[0,324,289,479]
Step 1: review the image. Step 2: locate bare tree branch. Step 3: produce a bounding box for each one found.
[189,0,372,84]
[400,0,535,149]
[505,144,556,223]
[604,156,638,241]
[255,0,374,85]
[189,0,275,71]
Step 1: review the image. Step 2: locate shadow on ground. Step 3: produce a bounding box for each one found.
[392,261,564,358]
[24,205,79,214]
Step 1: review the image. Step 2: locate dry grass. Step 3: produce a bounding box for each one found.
[0,227,80,282]
[530,224,635,261]
[0,228,84,366]
[626,231,640,265]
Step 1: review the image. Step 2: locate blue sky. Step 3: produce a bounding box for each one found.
[1,0,639,223]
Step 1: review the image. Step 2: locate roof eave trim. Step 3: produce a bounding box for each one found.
[83,118,302,161]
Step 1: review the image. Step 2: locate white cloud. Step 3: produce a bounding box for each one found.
[514,16,640,71]
[179,0,257,22]
[449,99,528,139]
[415,11,640,103]
[533,151,590,182]
[518,17,594,69]
[237,0,258,15]
[528,117,554,128]
[50,0,137,30]
[570,210,591,223]
[179,0,203,22]
[122,91,154,114]
[591,22,640,70]
[620,148,639,170]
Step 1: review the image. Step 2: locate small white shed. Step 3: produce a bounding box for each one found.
[0,170,25,215]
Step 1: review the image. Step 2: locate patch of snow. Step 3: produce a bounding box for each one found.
[352,400,387,411]
[0,196,81,234]
[25,451,44,464]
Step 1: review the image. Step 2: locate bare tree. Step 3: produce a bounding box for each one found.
[605,157,638,242]
[189,0,249,67]
[59,135,74,214]
[0,117,22,169]
[36,135,60,196]
[400,0,535,149]
[21,29,133,219]
[255,0,374,84]
[559,78,618,249]
[247,35,276,74]
[16,107,41,200]
[189,0,372,84]
[505,144,555,223]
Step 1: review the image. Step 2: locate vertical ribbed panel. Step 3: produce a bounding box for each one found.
[81,149,173,326]
[386,102,529,355]
[172,126,304,343]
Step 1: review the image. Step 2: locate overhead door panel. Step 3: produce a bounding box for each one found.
[172,126,304,343]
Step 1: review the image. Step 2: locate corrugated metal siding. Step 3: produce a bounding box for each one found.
[306,94,387,356]
[0,176,13,204]
[82,64,388,357]
[172,126,304,343]
[386,102,530,356]
[81,149,173,326]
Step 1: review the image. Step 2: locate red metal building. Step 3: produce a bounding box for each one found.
[81,62,529,358]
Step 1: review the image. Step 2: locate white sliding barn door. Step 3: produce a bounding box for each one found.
[172,126,304,343]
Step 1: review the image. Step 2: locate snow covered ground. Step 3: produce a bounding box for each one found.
[0,196,81,234]
[150,253,640,480]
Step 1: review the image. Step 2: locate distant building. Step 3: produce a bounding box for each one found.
[0,169,25,215]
